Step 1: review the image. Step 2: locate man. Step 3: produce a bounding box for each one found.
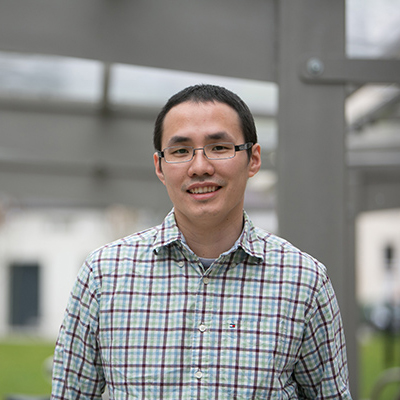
[52,84,352,399]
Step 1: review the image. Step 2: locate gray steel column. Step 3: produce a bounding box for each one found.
[277,1,357,397]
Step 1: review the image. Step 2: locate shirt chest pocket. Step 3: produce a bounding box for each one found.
[219,317,286,355]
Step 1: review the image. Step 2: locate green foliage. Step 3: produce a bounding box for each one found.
[359,331,400,400]
[0,338,54,399]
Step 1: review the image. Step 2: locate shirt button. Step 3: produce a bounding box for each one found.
[177,261,184,267]
[198,323,207,332]
[195,370,203,379]
[203,277,210,284]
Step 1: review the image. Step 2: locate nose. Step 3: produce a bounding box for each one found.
[187,148,215,177]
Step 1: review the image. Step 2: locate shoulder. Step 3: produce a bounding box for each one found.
[252,224,329,290]
[94,225,158,255]
[80,224,160,282]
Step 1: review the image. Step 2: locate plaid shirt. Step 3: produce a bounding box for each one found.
[52,210,352,399]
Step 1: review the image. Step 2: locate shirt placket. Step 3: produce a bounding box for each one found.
[179,252,214,400]
[179,243,241,399]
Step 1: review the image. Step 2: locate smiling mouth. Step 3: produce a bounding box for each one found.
[188,186,220,194]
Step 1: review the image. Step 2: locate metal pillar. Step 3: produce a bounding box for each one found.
[277,1,358,398]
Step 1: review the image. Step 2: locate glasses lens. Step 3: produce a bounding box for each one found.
[164,146,192,163]
[163,142,236,163]
[204,142,235,159]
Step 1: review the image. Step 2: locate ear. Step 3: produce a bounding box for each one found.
[248,143,261,178]
[153,152,166,186]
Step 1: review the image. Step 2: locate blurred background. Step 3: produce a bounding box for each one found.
[0,0,399,399]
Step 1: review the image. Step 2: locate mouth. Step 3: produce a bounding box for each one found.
[188,186,221,194]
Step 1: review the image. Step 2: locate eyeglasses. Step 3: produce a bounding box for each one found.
[158,142,253,164]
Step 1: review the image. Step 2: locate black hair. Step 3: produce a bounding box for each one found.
[153,84,257,159]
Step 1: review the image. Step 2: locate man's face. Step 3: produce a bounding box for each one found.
[154,101,261,227]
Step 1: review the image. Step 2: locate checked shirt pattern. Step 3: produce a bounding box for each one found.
[52,210,352,399]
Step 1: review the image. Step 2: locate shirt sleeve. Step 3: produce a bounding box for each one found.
[294,277,353,399]
[51,260,106,399]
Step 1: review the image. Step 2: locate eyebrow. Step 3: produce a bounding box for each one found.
[166,132,232,147]
[166,136,191,146]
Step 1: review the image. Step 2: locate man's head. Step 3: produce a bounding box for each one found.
[153,84,258,159]
[152,84,261,229]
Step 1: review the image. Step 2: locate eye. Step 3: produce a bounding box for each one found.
[210,143,232,152]
[174,148,189,154]
[168,146,191,157]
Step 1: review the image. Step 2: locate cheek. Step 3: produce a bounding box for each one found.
[163,169,186,191]
[228,163,250,181]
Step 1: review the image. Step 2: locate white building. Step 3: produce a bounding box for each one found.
[0,205,159,340]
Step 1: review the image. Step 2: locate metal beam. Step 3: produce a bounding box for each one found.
[348,149,400,169]
[348,92,400,132]
[0,0,277,82]
[277,1,358,397]
[0,106,167,208]
[99,63,112,115]
[356,169,400,212]
[300,57,400,84]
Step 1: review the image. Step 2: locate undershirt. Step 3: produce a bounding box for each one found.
[198,257,215,270]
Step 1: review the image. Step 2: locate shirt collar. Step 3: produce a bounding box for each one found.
[152,209,183,254]
[152,209,265,262]
[236,211,265,262]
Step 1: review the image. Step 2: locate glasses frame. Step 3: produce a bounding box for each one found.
[158,142,253,164]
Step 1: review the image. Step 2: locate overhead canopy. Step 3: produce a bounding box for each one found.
[0,0,277,82]
[0,0,399,212]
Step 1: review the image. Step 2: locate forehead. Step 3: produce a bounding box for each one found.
[162,101,243,147]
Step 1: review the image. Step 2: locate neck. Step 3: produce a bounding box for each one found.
[175,211,244,258]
